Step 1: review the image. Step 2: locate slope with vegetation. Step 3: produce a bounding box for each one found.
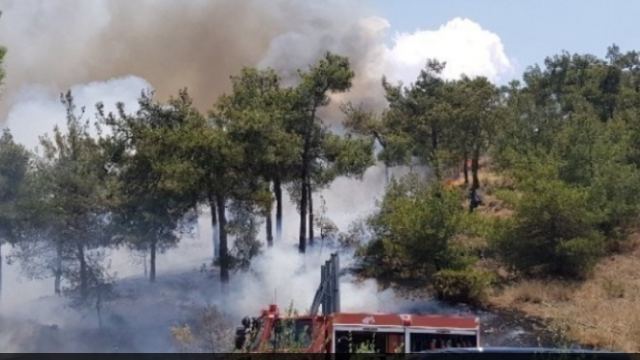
[349,45,640,351]
[2,29,640,351]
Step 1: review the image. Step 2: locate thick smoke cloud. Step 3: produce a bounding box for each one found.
[0,1,516,352]
[0,2,513,131]
[0,0,375,117]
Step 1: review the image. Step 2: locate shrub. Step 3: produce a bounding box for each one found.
[492,178,604,279]
[588,161,640,246]
[358,174,466,283]
[432,268,493,304]
[171,306,233,352]
[492,188,520,208]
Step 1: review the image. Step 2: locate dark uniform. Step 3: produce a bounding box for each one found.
[469,188,482,212]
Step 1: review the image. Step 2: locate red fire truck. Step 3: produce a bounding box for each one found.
[234,254,480,353]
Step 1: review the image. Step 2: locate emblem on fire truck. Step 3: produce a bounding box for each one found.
[362,316,375,325]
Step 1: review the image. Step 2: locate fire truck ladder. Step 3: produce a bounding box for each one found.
[309,253,340,316]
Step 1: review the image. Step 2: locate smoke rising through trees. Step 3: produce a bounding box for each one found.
[6,1,640,354]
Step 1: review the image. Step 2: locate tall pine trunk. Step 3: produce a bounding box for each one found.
[308,185,314,246]
[96,292,103,329]
[78,243,87,300]
[149,238,157,282]
[143,250,147,278]
[266,204,273,247]
[299,178,307,253]
[471,146,480,190]
[208,193,219,263]
[431,125,441,180]
[299,105,317,254]
[54,242,62,295]
[463,150,469,185]
[216,194,229,283]
[379,140,390,184]
[299,137,309,253]
[274,177,283,242]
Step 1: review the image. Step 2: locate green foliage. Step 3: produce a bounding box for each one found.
[223,67,301,189]
[102,90,200,282]
[342,103,411,167]
[432,268,493,304]
[337,218,370,250]
[7,43,640,308]
[380,60,452,176]
[588,161,640,243]
[552,111,603,186]
[289,52,373,251]
[14,91,112,300]
[451,76,503,185]
[171,305,233,353]
[0,44,6,86]
[492,188,521,208]
[458,211,496,239]
[493,177,604,278]
[347,61,501,190]
[226,200,262,271]
[0,129,30,242]
[489,46,640,280]
[358,174,468,284]
[157,83,278,282]
[0,35,15,244]
[321,133,374,180]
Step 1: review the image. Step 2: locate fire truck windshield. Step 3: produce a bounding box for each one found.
[410,333,477,351]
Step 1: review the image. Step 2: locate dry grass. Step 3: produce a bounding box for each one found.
[489,238,640,351]
[446,164,516,219]
[477,193,514,219]
[477,171,516,219]
[466,160,640,350]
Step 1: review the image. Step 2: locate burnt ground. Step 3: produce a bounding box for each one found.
[0,269,222,352]
[479,306,574,348]
[400,300,579,350]
[0,268,578,352]
[0,304,573,352]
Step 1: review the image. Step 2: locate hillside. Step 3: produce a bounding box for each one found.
[474,169,640,351]
[489,235,640,351]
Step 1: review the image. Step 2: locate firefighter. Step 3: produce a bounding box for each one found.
[469,187,483,213]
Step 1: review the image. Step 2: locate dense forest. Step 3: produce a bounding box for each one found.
[2,42,640,349]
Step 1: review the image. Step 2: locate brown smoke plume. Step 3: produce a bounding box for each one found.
[0,0,384,121]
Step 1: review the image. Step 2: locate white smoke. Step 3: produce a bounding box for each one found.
[0,2,515,351]
[5,76,151,150]
[0,0,376,115]
[384,17,514,84]
[259,14,513,119]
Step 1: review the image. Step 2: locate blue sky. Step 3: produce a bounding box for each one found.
[372,0,640,77]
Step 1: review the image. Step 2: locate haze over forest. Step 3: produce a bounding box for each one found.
[1,0,640,353]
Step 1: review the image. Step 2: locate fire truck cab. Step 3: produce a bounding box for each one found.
[331,312,479,353]
[234,254,480,353]
[235,304,480,353]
